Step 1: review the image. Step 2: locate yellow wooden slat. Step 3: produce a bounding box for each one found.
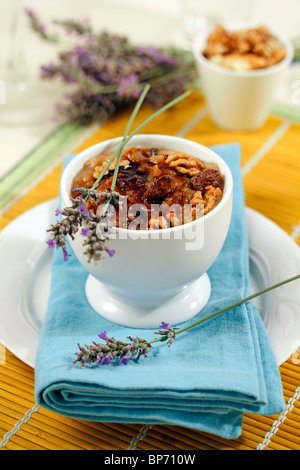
[243,122,300,231]
[184,114,285,166]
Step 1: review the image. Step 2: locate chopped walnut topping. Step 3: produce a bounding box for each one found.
[93,158,130,179]
[190,191,204,221]
[203,24,286,70]
[149,215,169,230]
[149,151,168,164]
[192,206,203,221]
[149,210,182,230]
[203,185,223,214]
[166,212,181,227]
[189,186,222,218]
[165,152,205,176]
[190,190,204,206]
[72,147,225,230]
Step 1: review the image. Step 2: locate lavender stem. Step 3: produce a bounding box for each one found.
[150,274,300,344]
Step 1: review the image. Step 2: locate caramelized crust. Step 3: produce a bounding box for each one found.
[71,147,224,229]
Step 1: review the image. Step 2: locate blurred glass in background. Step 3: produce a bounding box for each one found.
[0,0,64,126]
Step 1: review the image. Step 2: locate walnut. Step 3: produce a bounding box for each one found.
[190,191,204,221]
[203,185,223,214]
[93,159,130,179]
[202,24,232,57]
[190,191,204,205]
[149,215,169,230]
[165,153,205,176]
[268,46,286,66]
[148,210,182,229]
[253,42,272,58]
[222,53,254,70]
[236,38,251,54]
[203,25,287,70]
[148,152,168,164]
[189,186,222,218]
[126,148,148,165]
[166,212,181,227]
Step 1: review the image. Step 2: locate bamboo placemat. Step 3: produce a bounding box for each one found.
[0,91,300,451]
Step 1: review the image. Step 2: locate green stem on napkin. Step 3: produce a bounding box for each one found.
[74,274,300,367]
[151,274,300,344]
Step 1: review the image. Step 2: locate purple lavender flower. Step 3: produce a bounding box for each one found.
[55,207,62,217]
[54,18,93,37]
[23,7,34,15]
[24,8,57,42]
[155,323,177,347]
[98,331,109,341]
[120,356,129,365]
[127,336,137,342]
[78,204,88,214]
[55,103,63,112]
[62,249,70,262]
[70,53,79,67]
[101,356,112,365]
[147,47,177,66]
[74,44,87,55]
[105,247,116,258]
[47,193,95,261]
[38,23,46,34]
[41,62,58,79]
[64,75,77,84]
[74,333,152,367]
[135,46,145,54]
[46,239,56,249]
[117,74,141,99]
[159,322,171,330]
[81,227,91,237]
[84,34,93,44]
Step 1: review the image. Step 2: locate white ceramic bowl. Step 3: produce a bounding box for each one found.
[60,134,233,327]
[193,23,294,131]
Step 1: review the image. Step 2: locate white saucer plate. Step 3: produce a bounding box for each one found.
[0,199,299,368]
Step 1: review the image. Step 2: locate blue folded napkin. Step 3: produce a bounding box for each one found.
[34,143,285,439]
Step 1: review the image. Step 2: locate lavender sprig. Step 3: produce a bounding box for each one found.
[73,322,176,368]
[54,18,93,37]
[46,192,91,261]
[74,332,152,367]
[24,7,58,42]
[74,274,300,367]
[81,189,122,262]
[24,9,196,125]
[154,322,178,347]
[47,188,115,263]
